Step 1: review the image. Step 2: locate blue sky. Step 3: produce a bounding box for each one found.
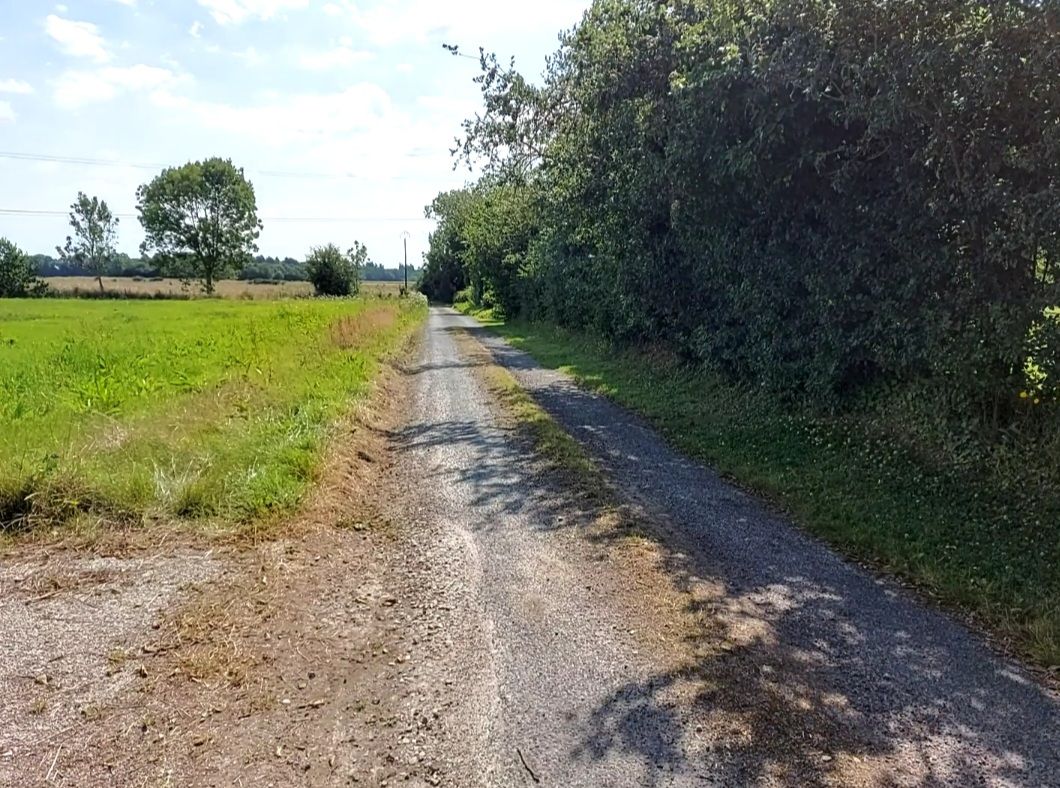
[0,0,589,265]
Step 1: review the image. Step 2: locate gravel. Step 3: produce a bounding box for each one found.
[445,306,1060,787]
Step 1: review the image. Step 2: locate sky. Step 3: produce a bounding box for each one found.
[0,0,589,266]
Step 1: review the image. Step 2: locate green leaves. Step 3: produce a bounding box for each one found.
[0,237,46,298]
[136,158,262,295]
[306,243,363,297]
[56,192,119,293]
[439,0,1060,418]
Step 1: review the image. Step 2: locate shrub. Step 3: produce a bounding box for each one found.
[306,244,362,297]
[437,0,1060,418]
[0,238,47,297]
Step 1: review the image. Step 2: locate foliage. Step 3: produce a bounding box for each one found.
[239,256,308,282]
[0,238,46,298]
[32,252,159,279]
[418,184,536,310]
[306,242,365,297]
[363,261,419,282]
[438,0,1060,665]
[56,192,119,293]
[418,189,472,303]
[435,0,1060,418]
[0,298,427,530]
[136,157,262,295]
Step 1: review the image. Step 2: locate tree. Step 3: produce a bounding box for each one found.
[0,238,46,297]
[136,158,262,294]
[441,0,1060,409]
[306,242,364,296]
[57,192,119,292]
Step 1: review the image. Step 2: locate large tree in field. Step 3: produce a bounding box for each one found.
[57,192,119,293]
[136,158,262,294]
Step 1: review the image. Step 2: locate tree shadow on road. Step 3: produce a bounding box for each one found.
[393,317,1059,787]
[461,326,1060,788]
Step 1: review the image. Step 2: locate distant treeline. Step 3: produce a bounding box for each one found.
[30,254,418,283]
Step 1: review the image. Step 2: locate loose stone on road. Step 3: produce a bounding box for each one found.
[386,307,1060,787]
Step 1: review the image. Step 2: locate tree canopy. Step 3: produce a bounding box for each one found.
[0,238,45,298]
[136,157,262,294]
[57,192,119,293]
[306,242,365,297]
[422,0,1060,418]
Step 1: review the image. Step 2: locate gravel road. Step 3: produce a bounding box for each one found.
[391,307,1060,787]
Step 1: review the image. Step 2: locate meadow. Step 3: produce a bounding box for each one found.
[0,296,425,532]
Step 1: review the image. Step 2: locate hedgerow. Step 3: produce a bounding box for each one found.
[422,0,1060,416]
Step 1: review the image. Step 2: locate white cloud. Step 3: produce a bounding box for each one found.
[296,46,373,71]
[323,0,587,46]
[0,101,15,124]
[150,83,393,146]
[110,0,138,5]
[45,15,111,62]
[189,21,204,38]
[0,79,34,94]
[234,46,265,66]
[196,0,308,26]
[53,65,185,109]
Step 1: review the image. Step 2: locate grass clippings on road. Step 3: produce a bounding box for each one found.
[457,305,1060,672]
[448,320,901,785]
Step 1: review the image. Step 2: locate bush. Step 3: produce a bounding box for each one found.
[306,244,362,297]
[0,238,47,297]
[437,0,1060,418]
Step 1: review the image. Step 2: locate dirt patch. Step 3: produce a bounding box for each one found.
[44,343,440,787]
[0,329,436,786]
[0,551,222,782]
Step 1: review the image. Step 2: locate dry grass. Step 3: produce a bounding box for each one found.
[44,276,315,298]
[42,277,410,299]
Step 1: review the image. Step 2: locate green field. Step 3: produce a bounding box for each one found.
[460,306,1060,668]
[0,297,426,531]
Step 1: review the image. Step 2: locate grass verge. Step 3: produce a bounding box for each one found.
[456,304,1060,670]
[0,297,427,535]
[449,326,599,486]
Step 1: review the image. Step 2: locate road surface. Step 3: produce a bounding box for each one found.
[385,307,1060,787]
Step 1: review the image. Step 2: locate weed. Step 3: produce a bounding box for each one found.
[0,297,427,533]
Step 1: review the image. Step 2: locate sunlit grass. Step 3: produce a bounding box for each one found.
[0,297,426,529]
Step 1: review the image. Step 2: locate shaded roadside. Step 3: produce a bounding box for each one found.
[453,309,1060,787]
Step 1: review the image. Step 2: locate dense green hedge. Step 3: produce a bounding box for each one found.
[421,0,1060,418]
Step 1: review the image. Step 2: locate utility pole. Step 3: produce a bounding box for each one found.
[400,231,411,295]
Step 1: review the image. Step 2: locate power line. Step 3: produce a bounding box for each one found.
[0,208,430,223]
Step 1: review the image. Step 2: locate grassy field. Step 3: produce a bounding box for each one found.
[459,306,1060,668]
[0,297,426,533]
[43,277,409,299]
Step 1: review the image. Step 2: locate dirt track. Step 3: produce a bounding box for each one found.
[395,308,1060,786]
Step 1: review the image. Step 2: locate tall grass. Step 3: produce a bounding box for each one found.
[0,297,425,530]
